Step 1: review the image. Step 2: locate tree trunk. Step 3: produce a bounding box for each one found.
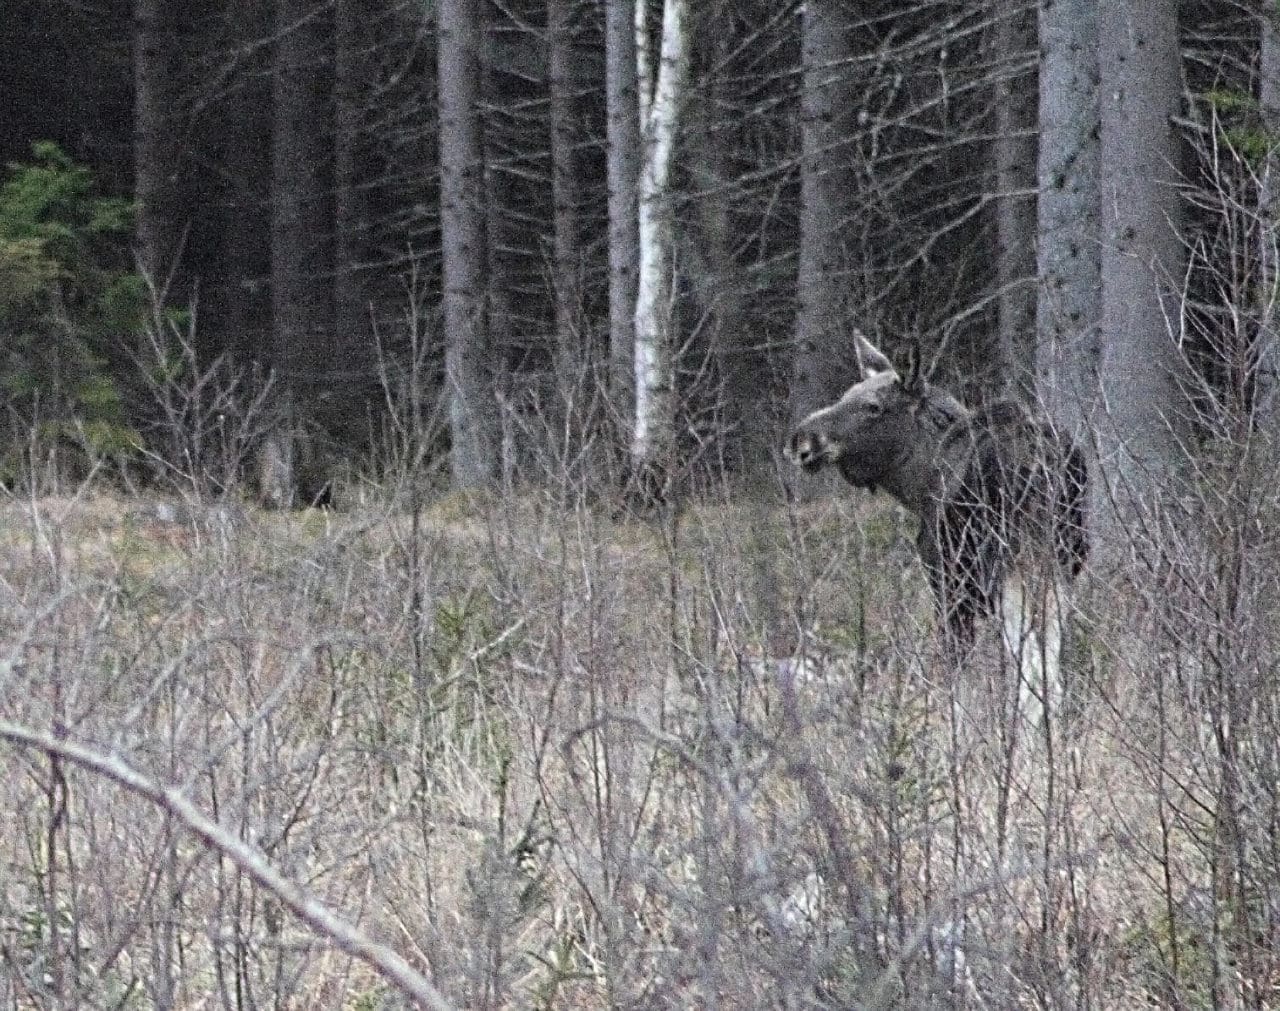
[793,0,858,423]
[333,0,374,442]
[688,16,783,650]
[481,3,515,400]
[993,0,1038,401]
[606,0,641,417]
[630,0,690,475]
[549,0,583,372]
[688,21,765,479]
[439,0,496,487]
[133,0,185,297]
[271,0,334,400]
[1096,0,1192,531]
[1256,0,1280,439]
[1035,0,1100,443]
[217,0,271,370]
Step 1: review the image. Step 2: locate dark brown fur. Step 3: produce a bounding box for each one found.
[787,336,1088,656]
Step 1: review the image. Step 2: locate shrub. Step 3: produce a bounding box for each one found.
[0,142,143,484]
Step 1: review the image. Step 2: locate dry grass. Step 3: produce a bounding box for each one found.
[1,485,1278,1008]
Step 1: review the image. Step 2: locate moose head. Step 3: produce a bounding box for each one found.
[786,334,948,510]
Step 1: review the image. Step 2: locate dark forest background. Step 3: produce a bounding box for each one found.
[3,0,1274,511]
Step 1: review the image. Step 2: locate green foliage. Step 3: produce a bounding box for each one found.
[0,142,143,474]
[1121,911,1216,1010]
[1224,127,1272,166]
[429,591,519,749]
[1203,87,1275,168]
[5,886,142,1006]
[348,988,389,1011]
[1203,88,1256,116]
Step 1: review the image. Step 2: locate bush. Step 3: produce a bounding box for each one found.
[0,142,143,484]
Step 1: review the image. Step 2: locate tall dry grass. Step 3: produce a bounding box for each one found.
[2,450,1278,1010]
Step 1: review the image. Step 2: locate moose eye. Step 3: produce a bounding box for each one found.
[864,402,884,416]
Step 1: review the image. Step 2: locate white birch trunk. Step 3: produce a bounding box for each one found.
[631,0,689,468]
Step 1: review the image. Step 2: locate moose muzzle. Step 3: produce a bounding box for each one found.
[785,429,836,473]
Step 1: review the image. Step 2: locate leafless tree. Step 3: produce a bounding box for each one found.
[333,0,377,443]
[630,0,690,481]
[439,0,497,486]
[605,0,641,413]
[1035,0,1100,444]
[549,0,585,369]
[1256,0,1280,438]
[1095,0,1194,545]
[792,0,860,424]
[132,0,186,298]
[992,0,1037,398]
[271,0,334,404]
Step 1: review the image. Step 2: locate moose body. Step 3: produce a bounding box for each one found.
[787,335,1088,704]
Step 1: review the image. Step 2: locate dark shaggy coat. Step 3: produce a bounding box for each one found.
[787,335,1088,655]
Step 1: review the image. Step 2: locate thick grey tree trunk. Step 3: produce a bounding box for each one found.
[606,0,641,416]
[1256,1,1280,439]
[1096,0,1192,533]
[439,0,496,486]
[993,0,1038,400]
[133,0,184,296]
[630,0,690,474]
[1035,0,1100,443]
[271,0,334,398]
[793,1,858,423]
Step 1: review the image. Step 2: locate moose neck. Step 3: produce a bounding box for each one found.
[881,390,971,516]
[874,445,935,515]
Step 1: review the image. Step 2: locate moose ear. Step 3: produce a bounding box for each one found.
[855,332,896,377]
[901,344,924,394]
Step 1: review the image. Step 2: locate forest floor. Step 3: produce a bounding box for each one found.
[0,488,1270,1008]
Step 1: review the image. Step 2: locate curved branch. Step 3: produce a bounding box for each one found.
[0,720,456,1011]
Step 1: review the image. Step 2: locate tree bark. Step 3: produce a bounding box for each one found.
[688,15,783,650]
[217,0,271,370]
[133,0,185,296]
[688,20,764,479]
[793,1,858,423]
[549,0,584,371]
[993,0,1038,401]
[631,0,690,473]
[606,0,642,416]
[1256,0,1280,439]
[439,0,497,487]
[1096,0,1192,529]
[333,0,374,441]
[481,4,517,405]
[1035,0,1100,443]
[271,0,334,399]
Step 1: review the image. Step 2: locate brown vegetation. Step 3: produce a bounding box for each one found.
[2,474,1278,1007]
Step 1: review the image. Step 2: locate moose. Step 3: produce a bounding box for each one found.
[786,334,1088,721]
